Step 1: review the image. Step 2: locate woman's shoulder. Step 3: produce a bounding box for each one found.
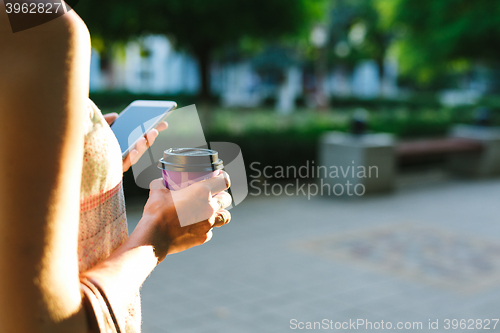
[0,1,90,63]
[0,2,91,121]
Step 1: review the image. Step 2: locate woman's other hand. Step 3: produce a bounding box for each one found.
[134,171,232,263]
[103,113,168,173]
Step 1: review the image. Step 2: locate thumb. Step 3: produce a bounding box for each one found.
[197,171,230,194]
[150,178,166,190]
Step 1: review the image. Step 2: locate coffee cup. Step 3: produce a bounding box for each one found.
[158,148,224,190]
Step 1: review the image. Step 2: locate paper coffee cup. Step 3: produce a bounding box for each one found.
[158,148,224,190]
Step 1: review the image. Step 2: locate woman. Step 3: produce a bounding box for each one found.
[0,2,232,332]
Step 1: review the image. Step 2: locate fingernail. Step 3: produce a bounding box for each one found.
[220,211,230,224]
[221,171,230,188]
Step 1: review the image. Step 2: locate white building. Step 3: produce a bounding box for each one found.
[90,35,399,109]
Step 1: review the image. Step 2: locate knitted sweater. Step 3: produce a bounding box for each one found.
[78,99,141,332]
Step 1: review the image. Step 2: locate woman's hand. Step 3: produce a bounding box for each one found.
[103,113,168,173]
[134,171,232,262]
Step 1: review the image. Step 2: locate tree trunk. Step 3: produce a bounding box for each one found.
[376,57,384,97]
[194,45,212,103]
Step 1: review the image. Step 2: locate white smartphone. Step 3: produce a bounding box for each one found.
[110,100,177,159]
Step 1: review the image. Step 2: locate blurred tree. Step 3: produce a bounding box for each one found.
[322,0,389,93]
[77,0,325,101]
[376,0,500,86]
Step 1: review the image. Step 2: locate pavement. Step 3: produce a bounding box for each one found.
[126,170,500,333]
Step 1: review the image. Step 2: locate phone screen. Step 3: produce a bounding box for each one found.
[110,106,170,156]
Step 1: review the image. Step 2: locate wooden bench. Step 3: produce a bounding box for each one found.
[318,127,500,195]
[396,138,484,166]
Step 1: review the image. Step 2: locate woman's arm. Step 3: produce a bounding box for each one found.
[80,174,232,319]
[1,3,233,332]
[0,4,91,332]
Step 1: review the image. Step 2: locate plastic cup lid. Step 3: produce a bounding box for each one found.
[158,148,224,172]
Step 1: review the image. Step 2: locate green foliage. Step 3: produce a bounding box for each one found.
[325,0,388,71]
[115,104,500,197]
[329,93,441,110]
[376,0,500,86]
[77,0,326,49]
[77,0,326,99]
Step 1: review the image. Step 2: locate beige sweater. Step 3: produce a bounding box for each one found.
[78,99,140,332]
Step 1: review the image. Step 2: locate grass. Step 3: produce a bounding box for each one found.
[206,106,484,138]
[100,105,485,139]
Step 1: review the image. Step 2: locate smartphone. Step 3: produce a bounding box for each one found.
[110,100,177,159]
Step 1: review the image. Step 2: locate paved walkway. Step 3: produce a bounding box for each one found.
[126,172,500,333]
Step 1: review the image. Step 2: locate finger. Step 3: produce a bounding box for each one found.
[145,129,159,147]
[211,191,232,211]
[135,136,148,153]
[188,219,213,234]
[128,149,140,165]
[199,171,230,195]
[124,130,159,171]
[213,210,231,228]
[203,229,213,244]
[103,113,118,125]
[122,153,132,173]
[155,121,168,132]
[150,178,166,190]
